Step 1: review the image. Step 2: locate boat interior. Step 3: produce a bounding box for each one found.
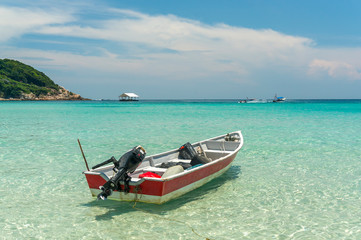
[91,133,242,180]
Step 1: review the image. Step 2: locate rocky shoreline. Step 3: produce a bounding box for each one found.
[0,86,90,101]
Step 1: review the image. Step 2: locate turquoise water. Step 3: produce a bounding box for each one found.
[0,100,360,239]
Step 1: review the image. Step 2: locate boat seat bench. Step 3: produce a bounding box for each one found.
[204,150,233,153]
[139,143,238,175]
[169,159,191,164]
[142,166,167,173]
[204,140,240,151]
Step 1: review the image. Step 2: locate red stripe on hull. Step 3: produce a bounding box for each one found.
[162,155,235,195]
[85,154,236,197]
[85,174,106,189]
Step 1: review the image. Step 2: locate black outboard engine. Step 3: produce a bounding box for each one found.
[179,142,211,166]
[92,145,146,200]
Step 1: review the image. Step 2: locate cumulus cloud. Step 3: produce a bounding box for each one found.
[23,8,315,82]
[36,9,313,55]
[309,59,361,80]
[0,6,73,42]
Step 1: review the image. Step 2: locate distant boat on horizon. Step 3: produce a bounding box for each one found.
[238,97,267,103]
[273,94,286,102]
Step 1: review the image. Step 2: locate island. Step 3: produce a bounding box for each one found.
[0,59,89,100]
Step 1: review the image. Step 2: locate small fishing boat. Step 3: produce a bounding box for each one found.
[273,94,286,102]
[82,131,244,204]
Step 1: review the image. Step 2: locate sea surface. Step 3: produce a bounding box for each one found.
[0,99,360,239]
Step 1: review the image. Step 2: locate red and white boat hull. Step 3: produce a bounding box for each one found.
[83,131,243,204]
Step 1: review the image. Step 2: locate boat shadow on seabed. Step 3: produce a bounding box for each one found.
[82,165,242,221]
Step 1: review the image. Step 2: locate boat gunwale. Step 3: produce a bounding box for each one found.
[142,136,243,182]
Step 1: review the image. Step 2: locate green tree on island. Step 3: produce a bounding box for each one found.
[0,59,85,100]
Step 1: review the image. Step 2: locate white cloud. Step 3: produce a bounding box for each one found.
[309,59,361,80]
[25,9,315,82]
[0,6,73,42]
[36,9,313,54]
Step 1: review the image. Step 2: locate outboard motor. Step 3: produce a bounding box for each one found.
[179,142,211,166]
[92,145,146,200]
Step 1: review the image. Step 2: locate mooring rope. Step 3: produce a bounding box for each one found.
[131,200,212,240]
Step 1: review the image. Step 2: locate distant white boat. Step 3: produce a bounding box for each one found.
[273,94,286,102]
[239,98,266,103]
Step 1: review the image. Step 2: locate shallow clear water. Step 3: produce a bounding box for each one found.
[1,100,360,239]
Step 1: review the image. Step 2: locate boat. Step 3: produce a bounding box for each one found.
[273,94,286,102]
[82,131,244,204]
[238,97,262,103]
[239,98,266,103]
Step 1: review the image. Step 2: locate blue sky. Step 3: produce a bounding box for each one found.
[1,0,361,99]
